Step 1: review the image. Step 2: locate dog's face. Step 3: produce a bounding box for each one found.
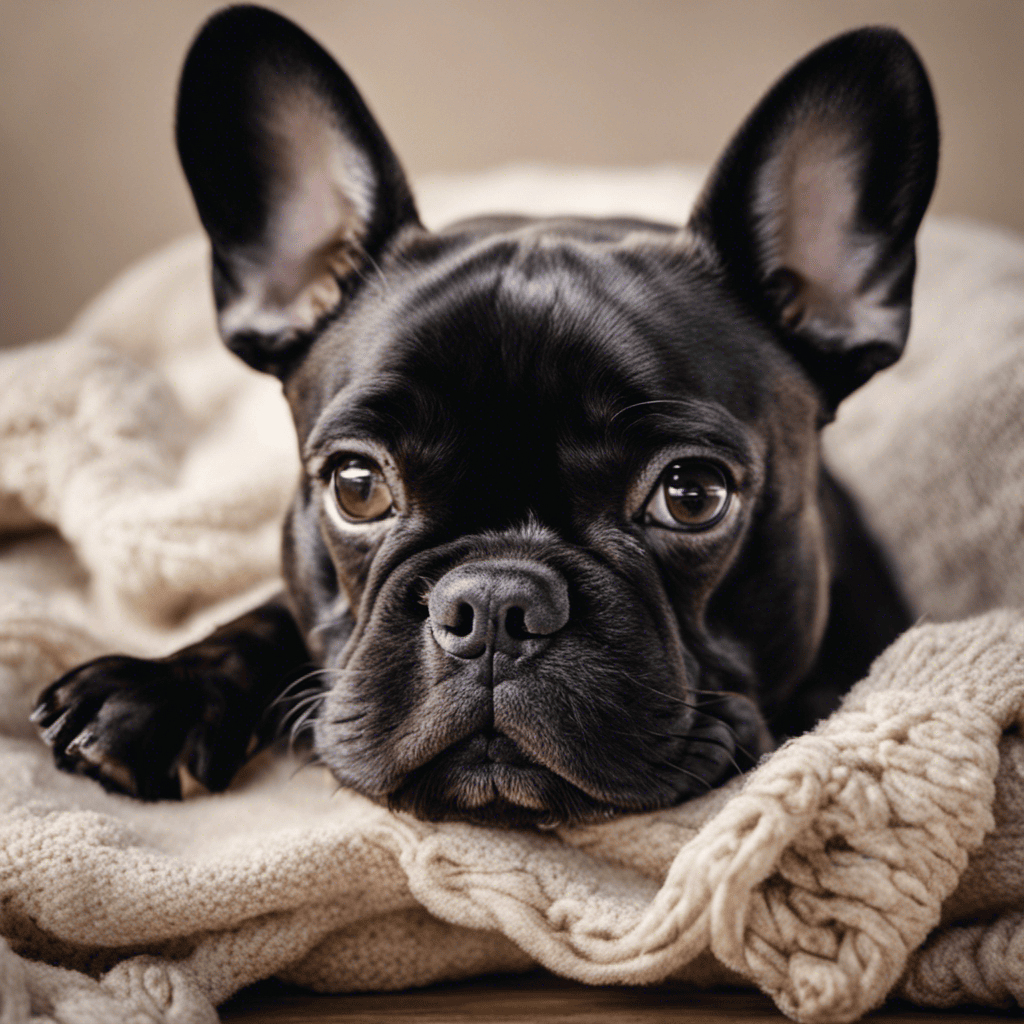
[282,220,818,825]
[177,7,937,825]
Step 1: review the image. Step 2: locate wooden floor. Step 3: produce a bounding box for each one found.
[220,971,1024,1023]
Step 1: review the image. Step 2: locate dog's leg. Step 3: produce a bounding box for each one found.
[31,596,319,799]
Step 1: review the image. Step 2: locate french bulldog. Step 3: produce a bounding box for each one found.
[32,6,937,827]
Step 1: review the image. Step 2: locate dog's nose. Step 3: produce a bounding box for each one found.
[427,560,570,659]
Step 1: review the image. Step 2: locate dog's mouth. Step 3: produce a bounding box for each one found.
[385,730,631,827]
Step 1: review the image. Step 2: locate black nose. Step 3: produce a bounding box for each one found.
[427,559,570,659]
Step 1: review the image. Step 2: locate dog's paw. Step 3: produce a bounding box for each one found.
[31,655,249,800]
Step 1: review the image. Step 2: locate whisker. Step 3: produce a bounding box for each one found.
[288,696,327,755]
[638,753,713,792]
[687,719,753,766]
[613,673,758,765]
[685,741,745,778]
[265,665,371,716]
[628,677,755,754]
[289,753,322,780]
[623,722,734,752]
[265,671,324,711]
[600,719,747,778]
[291,702,322,737]
[688,688,746,704]
[279,690,327,730]
[607,398,697,429]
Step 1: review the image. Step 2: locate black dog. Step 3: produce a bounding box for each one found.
[33,7,936,827]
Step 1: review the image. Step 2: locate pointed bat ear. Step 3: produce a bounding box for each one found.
[176,5,420,377]
[689,28,939,408]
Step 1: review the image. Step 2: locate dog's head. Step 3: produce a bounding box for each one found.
[176,7,937,825]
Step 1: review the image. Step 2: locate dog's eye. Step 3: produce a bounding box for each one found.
[332,456,394,522]
[645,460,732,530]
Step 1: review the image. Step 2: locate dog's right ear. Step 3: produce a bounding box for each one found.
[176,6,419,377]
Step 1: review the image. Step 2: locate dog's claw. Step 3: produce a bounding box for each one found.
[63,728,99,760]
[58,728,137,794]
[40,709,73,748]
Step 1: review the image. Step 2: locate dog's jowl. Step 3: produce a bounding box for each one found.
[33,6,938,826]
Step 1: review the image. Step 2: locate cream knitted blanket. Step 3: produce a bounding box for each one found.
[2,167,1024,1024]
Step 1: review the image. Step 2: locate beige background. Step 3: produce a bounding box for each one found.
[1,0,1021,347]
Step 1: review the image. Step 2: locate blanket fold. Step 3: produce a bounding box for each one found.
[2,167,1024,1024]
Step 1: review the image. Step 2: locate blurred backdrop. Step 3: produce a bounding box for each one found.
[1,0,1021,347]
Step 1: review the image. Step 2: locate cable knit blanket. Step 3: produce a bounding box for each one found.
[2,167,1024,1024]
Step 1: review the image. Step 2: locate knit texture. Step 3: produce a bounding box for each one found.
[2,166,1024,1023]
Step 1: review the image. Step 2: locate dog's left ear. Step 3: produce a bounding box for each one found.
[689,28,938,408]
[176,6,419,377]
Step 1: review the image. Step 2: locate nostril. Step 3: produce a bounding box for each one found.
[446,602,475,638]
[503,606,531,641]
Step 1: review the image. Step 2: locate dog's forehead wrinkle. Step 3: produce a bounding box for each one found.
[394,219,708,341]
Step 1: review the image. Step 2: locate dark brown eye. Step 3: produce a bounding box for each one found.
[331,456,394,522]
[645,460,731,530]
